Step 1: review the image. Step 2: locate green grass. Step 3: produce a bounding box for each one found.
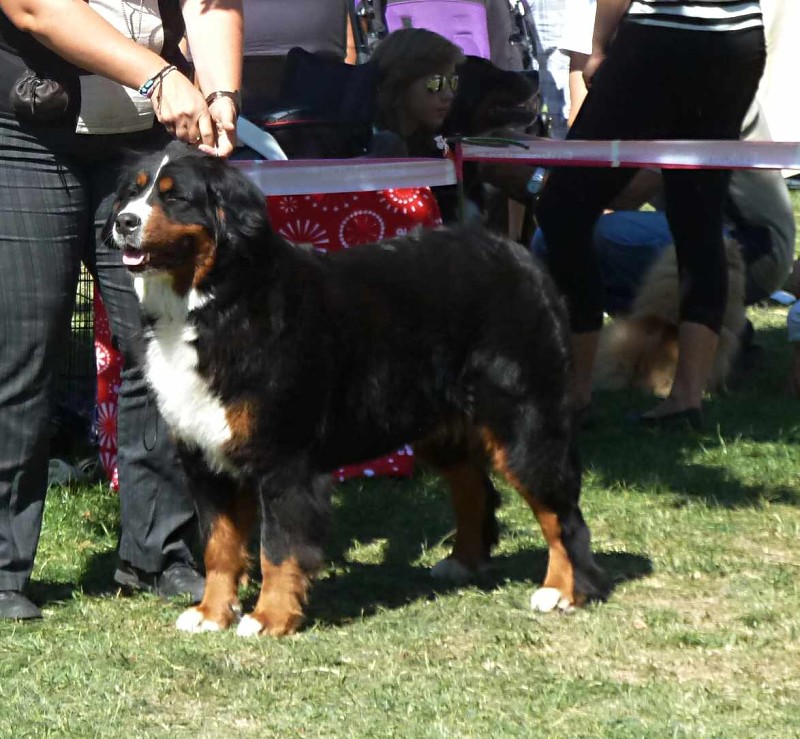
[2,198,800,738]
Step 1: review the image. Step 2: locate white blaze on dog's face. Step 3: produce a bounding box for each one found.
[110,149,219,298]
[115,152,168,269]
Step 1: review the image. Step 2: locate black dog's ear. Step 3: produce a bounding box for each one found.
[205,157,272,249]
[102,194,125,249]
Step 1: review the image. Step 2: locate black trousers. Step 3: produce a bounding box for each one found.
[536,22,766,334]
[0,114,197,590]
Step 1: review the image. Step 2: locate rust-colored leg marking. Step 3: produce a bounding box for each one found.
[248,554,310,637]
[439,464,490,570]
[525,498,575,603]
[481,429,575,605]
[195,497,255,629]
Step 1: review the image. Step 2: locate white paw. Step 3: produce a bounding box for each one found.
[175,607,221,633]
[530,587,574,613]
[431,557,481,583]
[236,614,265,638]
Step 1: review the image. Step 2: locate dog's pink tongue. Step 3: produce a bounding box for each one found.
[122,251,145,267]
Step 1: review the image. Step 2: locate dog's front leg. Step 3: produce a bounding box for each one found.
[176,465,255,633]
[237,471,330,637]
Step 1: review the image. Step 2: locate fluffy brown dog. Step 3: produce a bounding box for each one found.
[593,239,747,397]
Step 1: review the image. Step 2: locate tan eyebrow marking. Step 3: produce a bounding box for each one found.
[136,170,149,188]
[158,176,174,194]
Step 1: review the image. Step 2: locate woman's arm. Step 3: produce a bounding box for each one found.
[0,0,236,152]
[568,51,589,127]
[1,0,168,87]
[181,0,243,156]
[584,0,632,87]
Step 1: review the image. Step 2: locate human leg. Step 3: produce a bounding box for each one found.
[641,29,766,419]
[536,23,681,409]
[86,150,201,582]
[633,169,731,417]
[532,210,674,316]
[0,117,85,606]
[536,167,641,407]
[528,0,570,138]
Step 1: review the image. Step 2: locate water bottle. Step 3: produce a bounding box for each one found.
[527,167,547,196]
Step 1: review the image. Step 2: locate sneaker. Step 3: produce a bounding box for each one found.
[0,590,42,620]
[114,561,205,604]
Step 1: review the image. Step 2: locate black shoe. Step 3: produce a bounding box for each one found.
[0,591,42,620]
[627,407,704,431]
[114,561,205,604]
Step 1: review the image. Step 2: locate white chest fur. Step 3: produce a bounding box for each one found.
[135,275,232,472]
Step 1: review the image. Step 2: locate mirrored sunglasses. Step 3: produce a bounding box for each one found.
[425,74,459,94]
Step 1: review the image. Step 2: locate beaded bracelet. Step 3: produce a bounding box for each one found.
[138,65,177,99]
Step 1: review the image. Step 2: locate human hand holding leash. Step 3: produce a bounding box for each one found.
[151,71,216,151]
[201,95,238,158]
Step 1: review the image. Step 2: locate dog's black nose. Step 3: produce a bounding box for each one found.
[116,212,141,235]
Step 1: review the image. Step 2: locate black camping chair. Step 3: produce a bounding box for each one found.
[250,47,380,160]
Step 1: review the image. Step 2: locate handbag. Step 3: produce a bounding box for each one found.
[9,67,76,124]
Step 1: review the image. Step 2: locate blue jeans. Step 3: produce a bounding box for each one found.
[532,210,673,315]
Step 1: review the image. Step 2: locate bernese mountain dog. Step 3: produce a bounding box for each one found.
[106,142,605,637]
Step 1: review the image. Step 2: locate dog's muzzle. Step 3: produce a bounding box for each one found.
[116,212,141,237]
[114,211,148,269]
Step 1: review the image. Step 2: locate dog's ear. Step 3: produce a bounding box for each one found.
[204,157,271,249]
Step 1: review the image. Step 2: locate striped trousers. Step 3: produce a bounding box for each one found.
[0,114,197,590]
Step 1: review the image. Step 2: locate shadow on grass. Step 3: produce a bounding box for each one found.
[238,476,651,627]
[28,550,121,607]
[36,469,652,621]
[581,323,800,508]
[302,548,652,628]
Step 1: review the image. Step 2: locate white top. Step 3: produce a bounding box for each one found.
[76,0,165,134]
[560,0,595,56]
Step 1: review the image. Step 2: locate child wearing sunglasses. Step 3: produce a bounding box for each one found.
[369,28,464,157]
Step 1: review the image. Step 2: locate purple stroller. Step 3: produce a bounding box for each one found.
[384,0,492,59]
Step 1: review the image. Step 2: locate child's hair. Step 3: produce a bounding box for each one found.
[371,28,465,132]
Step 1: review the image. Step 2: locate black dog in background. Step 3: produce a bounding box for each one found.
[443,55,541,138]
[107,143,605,637]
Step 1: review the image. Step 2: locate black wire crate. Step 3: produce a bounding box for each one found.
[52,264,97,458]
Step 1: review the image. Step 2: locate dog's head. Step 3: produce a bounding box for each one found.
[106,141,270,295]
[442,56,538,137]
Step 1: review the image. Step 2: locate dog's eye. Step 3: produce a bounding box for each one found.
[157,176,185,203]
[159,188,188,204]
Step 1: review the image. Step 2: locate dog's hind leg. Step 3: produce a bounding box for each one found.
[176,470,256,633]
[415,427,500,583]
[237,468,330,637]
[480,417,606,612]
